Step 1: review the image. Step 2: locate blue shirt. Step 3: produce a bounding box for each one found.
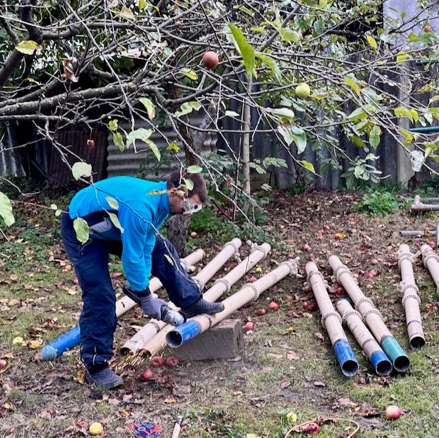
[69,176,170,291]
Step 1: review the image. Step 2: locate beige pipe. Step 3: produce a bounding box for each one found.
[336,299,392,376]
[166,259,299,349]
[421,244,439,294]
[328,255,410,373]
[306,262,358,377]
[115,248,205,317]
[397,244,425,349]
[143,243,271,357]
[120,238,243,354]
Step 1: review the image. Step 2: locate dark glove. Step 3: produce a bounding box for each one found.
[139,295,185,326]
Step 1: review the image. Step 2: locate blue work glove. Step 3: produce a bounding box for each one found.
[139,294,185,326]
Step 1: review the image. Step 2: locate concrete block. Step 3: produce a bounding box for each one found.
[174,319,244,361]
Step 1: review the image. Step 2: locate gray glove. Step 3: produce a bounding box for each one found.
[139,295,184,326]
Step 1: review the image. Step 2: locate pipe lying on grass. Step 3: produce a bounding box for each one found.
[120,238,244,355]
[336,299,392,376]
[421,244,439,294]
[40,249,205,360]
[166,259,299,349]
[328,255,410,373]
[306,262,358,377]
[397,244,425,349]
[142,243,271,357]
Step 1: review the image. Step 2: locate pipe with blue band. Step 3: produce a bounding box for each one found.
[41,326,81,360]
[166,320,202,349]
[333,339,358,377]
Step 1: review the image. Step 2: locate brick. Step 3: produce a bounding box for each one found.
[174,319,244,361]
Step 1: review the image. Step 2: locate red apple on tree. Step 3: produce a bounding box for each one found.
[424,24,432,32]
[202,51,219,69]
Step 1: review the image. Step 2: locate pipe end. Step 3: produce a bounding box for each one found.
[166,331,184,349]
[409,335,426,350]
[41,345,58,361]
[370,351,393,376]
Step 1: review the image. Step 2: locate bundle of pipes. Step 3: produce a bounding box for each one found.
[328,255,410,373]
[40,249,206,360]
[336,299,392,376]
[397,244,425,349]
[305,262,358,377]
[122,242,271,358]
[166,259,299,349]
[420,244,439,294]
[411,195,439,212]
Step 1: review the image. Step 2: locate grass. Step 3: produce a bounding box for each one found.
[2,186,439,437]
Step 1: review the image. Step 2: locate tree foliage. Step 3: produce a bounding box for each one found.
[1,0,439,226]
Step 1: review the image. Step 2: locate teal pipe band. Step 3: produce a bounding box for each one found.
[166,320,202,348]
[41,326,81,360]
[409,126,439,133]
[381,336,410,373]
[369,351,393,376]
[333,339,358,377]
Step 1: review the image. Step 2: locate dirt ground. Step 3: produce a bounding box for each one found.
[2,189,439,437]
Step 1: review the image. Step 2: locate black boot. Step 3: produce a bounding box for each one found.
[182,298,225,318]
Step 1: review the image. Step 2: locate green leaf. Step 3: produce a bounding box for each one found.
[126,128,153,148]
[394,106,414,122]
[108,119,118,132]
[366,35,378,50]
[73,217,89,244]
[343,77,361,97]
[255,53,282,82]
[0,192,14,226]
[106,197,119,209]
[108,212,124,233]
[145,139,161,161]
[397,52,410,63]
[291,126,307,153]
[347,107,368,122]
[228,23,255,76]
[167,142,180,153]
[138,0,147,9]
[175,101,202,118]
[16,40,40,55]
[300,160,316,174]
[183,178,194,191]
[180,68,198,81]
[72,162,92,180]
[369,125,381,148]
[139,98,155,120]
[113,132,125,151]
[187,165,203,174]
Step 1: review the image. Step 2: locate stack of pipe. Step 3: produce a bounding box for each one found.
[397,244,425,349]
[133,243,272,357]
[306,262,358,377]
[420,244,439,294]
[120,238,245,355]
[336,299,392,376]
[166,259,299,349]
[40,249,205,360]
[328,255,410,373]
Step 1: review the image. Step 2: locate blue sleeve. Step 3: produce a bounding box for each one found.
[118,206,155,291]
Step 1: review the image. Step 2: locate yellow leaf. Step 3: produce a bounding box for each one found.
[28,339,43,349]
[120,6,134,19]
[164,397,176,404]
[335,232,347,239]
[366,35,377,50]
[16,40,41,55]
[12,336,24,346]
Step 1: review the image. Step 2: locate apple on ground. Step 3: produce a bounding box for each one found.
[165,355,180,368]
[150,356,164,368]
[256,308,266,316]
[243,321,255,332]
[385,405,402,420]
[140,369,154,381]
[0,359,7,368]
[269,301,279,311]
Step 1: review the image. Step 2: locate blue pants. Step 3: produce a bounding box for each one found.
[61,212,201,370]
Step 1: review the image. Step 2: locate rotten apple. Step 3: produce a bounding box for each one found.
[165,355,180,368]
[150,356,164,368]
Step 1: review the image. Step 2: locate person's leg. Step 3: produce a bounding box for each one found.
[151,235,224,317]
[61,212,122,388]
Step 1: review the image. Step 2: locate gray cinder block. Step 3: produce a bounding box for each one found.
[174,319,244,361]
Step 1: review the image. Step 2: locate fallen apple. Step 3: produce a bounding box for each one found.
[307,303,317,312]
[256,308,267,316]
[269,301,280,311]
[165,355,180,368]
[150,356,164,368]
[428,241,436,248]
[385,405,402,420]
[243,321,255,331]
[0,359,7,369]
[295,82,311,98]
[140,369,154,381]
[303,422,321,434]
[202,51,219,69]
[89,422,104,436]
